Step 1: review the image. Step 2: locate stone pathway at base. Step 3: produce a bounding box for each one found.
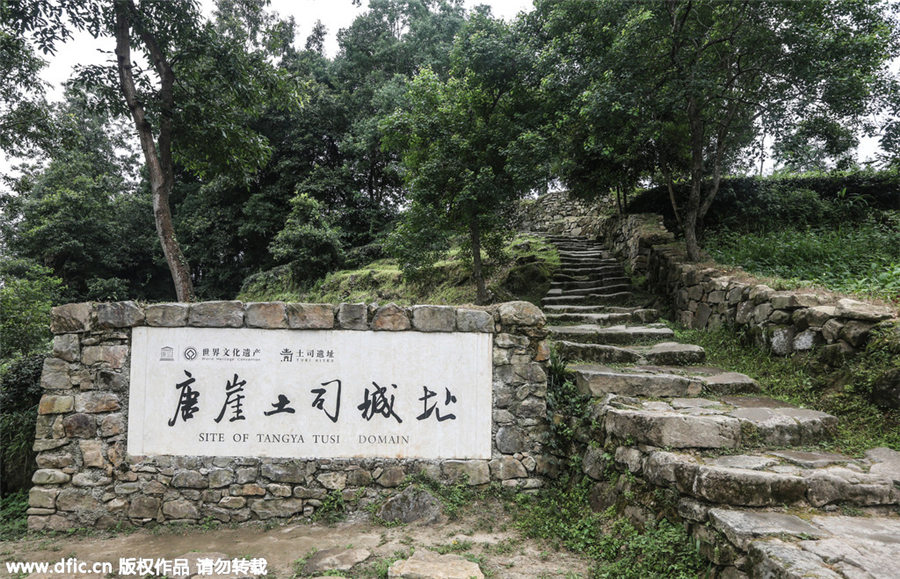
[543,235,900,579]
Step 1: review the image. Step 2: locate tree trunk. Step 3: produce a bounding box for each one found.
[469,217,487,305]
[114,0,194,302]
[685,97,705,261]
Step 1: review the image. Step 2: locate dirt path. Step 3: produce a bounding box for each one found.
[1,498,593,578]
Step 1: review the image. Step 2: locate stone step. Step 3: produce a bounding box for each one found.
[554,340,705,365]
[550,278,630,290]
[571,364,759,398]
[602,395,837,449]
[546,283,634,297]
[545,309,658,325]
[556,265,625,277]
[619,447,900,509]
[548,324,674,345]
[543,305,639,315]
[559,264,620,274]
[557,251,608,259]
[552,273,608,283]
[541,292,635,307]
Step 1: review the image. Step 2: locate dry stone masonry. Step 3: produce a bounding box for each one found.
[600,213,897,360]
[30,300,551,531]
[542,233,900,579]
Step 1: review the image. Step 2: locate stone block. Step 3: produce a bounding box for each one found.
[75,392,120,413]
[317,471,347,490]
[497,301,544,327]
[495,426,526,454]
[40,357,72,390]
[29,487,58,509]
[36,452,74,469]
[79,440,106,468]
[442,460,490,485]
[189,301,244,327]
[822,319,844,342]
[244,302,287,328]
[835,298,894,322]
[372,303,410,331]
[38,395,74,415]
[337,303,368,330]
[249,498,303,519]
[82,345,128,369]
[411,306,456,332]
[376,466,405,488]
[840,320,876,348]
[56,489,100,511]
[52,335,80,362]
[286,303,334,329]
[50,302,93,333]
[261,462,306,483]
[129,496,160,519]
[793,329,823,351]
[99,413,126,437]
[32,469,71,485]
[388,549,485,579]
[768,326,794,356]
[490,456,527,480]
[208,469,234,488]
[63,413,96,438]
[145,303,189,326]
[96,370,127,392]
[219,496,246,509]
[456,308,494,332]
[377,487,442,525]
[172,470,207,489]
[96,301,144,328]
[163,499,199,519]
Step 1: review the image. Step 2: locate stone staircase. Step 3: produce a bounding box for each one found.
[542,235,900,579]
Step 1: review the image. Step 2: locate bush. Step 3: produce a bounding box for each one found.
[0,259,62,359]
[0,353,45,494]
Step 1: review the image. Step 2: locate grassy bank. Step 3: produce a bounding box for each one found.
[239,234,560,306]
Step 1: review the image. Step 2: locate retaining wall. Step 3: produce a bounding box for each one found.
[29,300,553,530]
[601,214,897,358]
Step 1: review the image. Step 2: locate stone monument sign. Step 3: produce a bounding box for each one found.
[128,327,492,459]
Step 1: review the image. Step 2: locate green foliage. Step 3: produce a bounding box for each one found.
[0,490,29,540]
[514,475,704,578]
[629,171,900,232]
[0,354,44,494]
[704,216,900,302]
[0,260,61,359]
[311,490,347,524]
[269,193,344,285]
[383,12,545,302]
[241,234,558,307]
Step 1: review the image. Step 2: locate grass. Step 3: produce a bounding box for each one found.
[704,214,900,303]
[0,491,28,541]
[675,325,900,456]
[512,476,705,578]
[239,234,559,306]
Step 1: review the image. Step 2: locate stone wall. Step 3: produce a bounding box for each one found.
[602,214,897,357]
[516,191,612,238]
[29,300,552,530]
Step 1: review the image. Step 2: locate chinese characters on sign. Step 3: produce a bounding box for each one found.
[128,327,492,459]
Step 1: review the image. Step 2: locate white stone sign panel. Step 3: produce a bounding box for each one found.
[128,327,493,459]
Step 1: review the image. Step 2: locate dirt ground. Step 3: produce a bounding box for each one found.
[0,497,593,579]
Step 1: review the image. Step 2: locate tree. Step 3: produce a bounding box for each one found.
[384,12,542,303]
[536,0,898,260]
[5,0,299,301]
[1,90,170,302]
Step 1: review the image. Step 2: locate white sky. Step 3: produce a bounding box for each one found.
[40,0,535,102]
